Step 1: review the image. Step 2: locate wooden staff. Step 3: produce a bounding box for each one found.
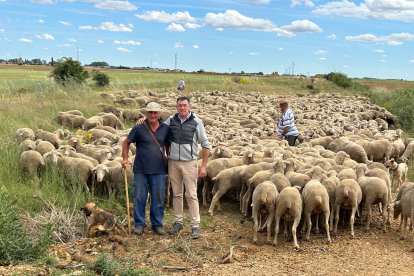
[124,167,131,236]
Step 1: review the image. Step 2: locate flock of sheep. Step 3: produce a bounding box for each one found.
[15,90,414,250]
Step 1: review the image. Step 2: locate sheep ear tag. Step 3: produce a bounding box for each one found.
[324,171,328,174]
[217,149,221,154]
[248,153,252,157]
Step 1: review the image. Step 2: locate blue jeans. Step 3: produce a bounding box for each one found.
[132,173,166,229]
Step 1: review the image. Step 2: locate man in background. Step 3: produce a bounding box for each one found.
[277,99,299,146]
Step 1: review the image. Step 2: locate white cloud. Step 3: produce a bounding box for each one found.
[57,44,73,47]
[68,38,77,42]
[381,60,386,62]
[230,51,233,54]
[193,45,199,49]
[410,60,414,63]
[346,33,414,44]
[204,10,276,31]
[78,49,82,51]
[216,28,224,31]
[43,34,54,40]
[98,40,104,43]
[174,43,183,48]
[128,23,134,28]
[0,29,4,32]
[113,40,141,45]
[343,65,350,68]
[279,47,283,50]
[383,55,386,57]
[185,22,201,29]
[95,1,137,11]
[312,0,414,23]
[79,22,133,32]
[35,35,43,39]
[166,23,185,32]
[291,0,314,7]
[281,19,322,33]
[38,19,44,23]
[136,10,196,23]
[117,47,132,52]
[327,34,336,39]
[59,21,72,26]
[44,47,48,50]
[319,57,326,60]
[18,38,33,43]
[314,50,328,55]
[373,49,384,52]
[249,53,259,55]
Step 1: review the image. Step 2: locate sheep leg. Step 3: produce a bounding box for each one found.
[324,210,331,243]
[350,206,357,238]
[240,179,247,211]
[305,212,312,241]
[391,173,395,190]
[252,205,259,244]
[381,201,387,233]
[401,213,407,240]
[243,184,253,217]
[364,203,372,231]
[329,204,334,231]
[284,220,289,238]
[334,204,340,235]
[208,189,226,216]
[202,176,209,207]
[260,216,269,232]
[83,180,91,196]
[314,213,320,234]
[272,215,281,246]
[266,206,275,244]
[292,216,301,249]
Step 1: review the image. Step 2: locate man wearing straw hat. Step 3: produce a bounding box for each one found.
[277,99,299,146]
[122,102,170,236]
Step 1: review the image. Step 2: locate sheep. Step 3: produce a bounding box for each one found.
[398,142,414,163]
[243,169,275,216]
[355,164,388,232]
[58,157,96,195]
[58,114,87,128]
[19,140,36,152]
[82,116,103,130]
[367,162,388,173]
[341,141,370,164]
[97,104,121,116]
[204,151,256,208]
[392,182,414,232]
[20,150,45,177]
[67,137,82,151]
[58,110,83,116]
[34,129,61,149]
[269,158,290,192]
[43,150,62,166]
[207,146,233,161]
[122,109,145,122]
[301,166,331,243]
[322,171,340,231]
[54,129,71,139]
[99,113,125,130]
[384,158,408,189]
[88,129,119,143]
[252,181,278,244]
[15,128,35,143]
[93,164,133,197]
[36,141,56,156]
[284,158,310,188]
[239,162,273,213]
[394,189,414,250]
[334,179,362,238]
[93,125,119,134]
[273,186,302,249]
[338,168,357,181]
[363,139,392,163]
[208,165,247,216]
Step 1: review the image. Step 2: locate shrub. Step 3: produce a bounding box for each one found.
[324,72,353,89]
[92,70,111,87]
[306,84,314,90]
[50,57,89,85]
[0,192,54,263]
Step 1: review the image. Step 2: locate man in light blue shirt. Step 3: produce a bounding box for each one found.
[277,99,299,146]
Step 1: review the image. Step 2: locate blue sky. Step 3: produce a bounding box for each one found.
[1,0,414,79]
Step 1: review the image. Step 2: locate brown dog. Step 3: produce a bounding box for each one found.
[80,203,128,237]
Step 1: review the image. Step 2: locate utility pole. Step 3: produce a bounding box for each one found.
[175,53,177,71]
[229,68,231,74]
[292,62,295,76]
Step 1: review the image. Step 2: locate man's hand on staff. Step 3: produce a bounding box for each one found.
[122,159,130,169]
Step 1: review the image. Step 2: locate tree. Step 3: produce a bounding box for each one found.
[51,57,54,67]
[50,57,89,85]
[89,61,109,67]
[91,69,110,87]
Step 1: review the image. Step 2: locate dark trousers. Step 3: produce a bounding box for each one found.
[285,135,298,146]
